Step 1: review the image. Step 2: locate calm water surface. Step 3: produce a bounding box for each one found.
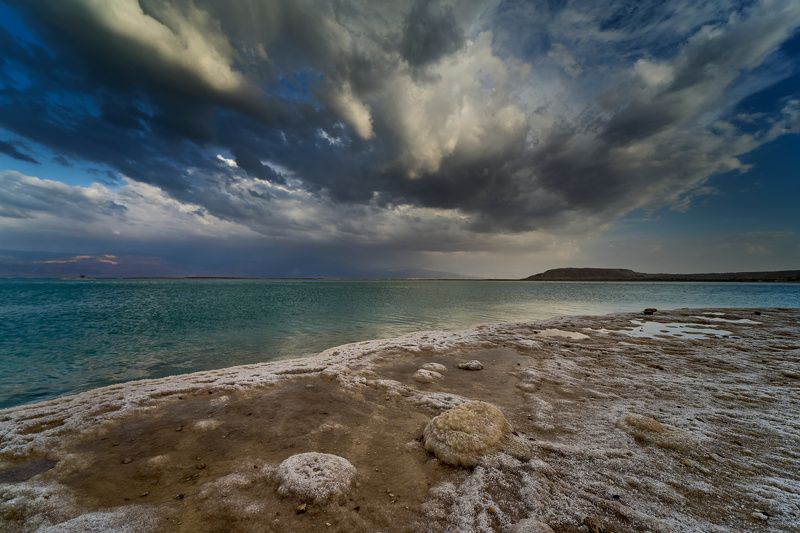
[1,279,798,408]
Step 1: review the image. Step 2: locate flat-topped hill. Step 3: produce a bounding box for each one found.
[524,267,800,282]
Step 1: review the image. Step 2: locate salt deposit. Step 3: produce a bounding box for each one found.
[275,452,356,503]
[512,518,555,532]
[457,360,484,370]
[623,319,731,339]
[421,362,448,373]
[536,329,589,340]
[691,315,761,324]
[413,368,444,383]
[423,401,513,467]
[0,307,797,532]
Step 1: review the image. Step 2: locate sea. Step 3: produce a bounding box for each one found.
[1,278,798,408]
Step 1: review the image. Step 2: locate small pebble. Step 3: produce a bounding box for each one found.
[121,457,133,464]
[752,511,768,521]
[296,503,307,514]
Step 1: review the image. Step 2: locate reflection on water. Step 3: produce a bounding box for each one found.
[0,279,798,407]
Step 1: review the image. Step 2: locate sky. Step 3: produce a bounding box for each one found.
[0,0,798,278]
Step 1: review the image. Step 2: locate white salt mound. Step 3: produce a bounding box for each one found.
[275,452,356,503]
[423,401,512,467]
[413,368,444,383]
[457,360,483,371]
[421,362,447,373]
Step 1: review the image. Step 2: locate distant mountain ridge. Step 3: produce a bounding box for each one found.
[524,267,800,282]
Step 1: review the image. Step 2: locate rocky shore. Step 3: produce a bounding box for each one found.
[1,308,798,532]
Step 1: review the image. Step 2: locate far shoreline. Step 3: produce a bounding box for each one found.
[1,275,799,283]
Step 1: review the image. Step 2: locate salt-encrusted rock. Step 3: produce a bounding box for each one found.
[414,369,444,383]
[423,401,512,466]
[457,360,483,371]
[421,362,447,373]
[275,452,356,503]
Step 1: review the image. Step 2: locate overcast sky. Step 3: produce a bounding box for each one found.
[0,0,799,277]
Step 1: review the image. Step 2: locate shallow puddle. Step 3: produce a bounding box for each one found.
[623,320,731,339]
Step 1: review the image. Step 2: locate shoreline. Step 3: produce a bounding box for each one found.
[4,276,799,283]
[1,307,798,532]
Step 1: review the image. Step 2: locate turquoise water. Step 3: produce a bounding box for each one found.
[1,279,798,408]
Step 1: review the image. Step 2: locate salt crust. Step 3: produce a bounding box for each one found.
[0,318,512,457]
[37,506,161,532]
[193,418,221,431]
[691,315,761,324]
[2,308,798,533]
[423,401,512,467]
[194,466,273,519]
[413,368,444,383]
[0,313,598,457]
[536,329,590,340]
[421,362,448,373]
[457,360,484,370]
[275,452,356,503]
[512,518,555,532]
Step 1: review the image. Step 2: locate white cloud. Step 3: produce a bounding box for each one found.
[378,32,529,177]
[0,171,257,241]
[216,154,238,168]
[327,82,374,140]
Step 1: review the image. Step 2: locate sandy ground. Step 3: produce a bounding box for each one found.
[0,308,798,532]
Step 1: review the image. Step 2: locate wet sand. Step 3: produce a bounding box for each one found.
[1,308,798,532]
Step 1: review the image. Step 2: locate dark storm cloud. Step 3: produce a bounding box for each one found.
[0,0,338,202]
[229,146,282,183]
[400,0,465,67]
[1,0,799,248]
[0,140,38,164]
